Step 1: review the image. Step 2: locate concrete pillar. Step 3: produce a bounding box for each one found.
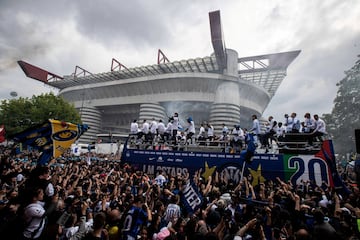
[224,49,239,77]
[79,106,101,143]
[210,81,241,133]
[139,103,166,122]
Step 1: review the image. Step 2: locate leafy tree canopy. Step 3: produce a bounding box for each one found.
[0,92,81,137]
[325,56,360,157]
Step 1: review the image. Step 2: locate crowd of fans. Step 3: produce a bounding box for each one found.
[0,142,360,240]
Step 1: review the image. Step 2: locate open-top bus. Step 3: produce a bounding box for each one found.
[121,133,346,193]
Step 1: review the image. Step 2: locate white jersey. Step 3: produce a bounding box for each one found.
[198,126,205,138]
[207,125,214,137]
[304,118,315,132]
[23,202,46,239]
[232,128,245,141]
[164,203,181,224]
[141,122,150,134]
[173,116,179,130]
[285,117,294,132]
[264,119,277,134]
[251,119,261,134]
[315,118,326,133]
[293,117,301,131]
[45,182,54,197]
[222,126,229,135]
[150,120,158,134]
[166,122,173,133]
[276,126,286,137]
[155,174,167,186]
[130,122,138,134]
[188,121,195,134]
[157,122,166,134]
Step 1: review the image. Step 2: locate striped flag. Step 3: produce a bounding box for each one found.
[0,125,5,143]
[12,119,88,165]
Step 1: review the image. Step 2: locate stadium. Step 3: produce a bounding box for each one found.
[18,11,300,143]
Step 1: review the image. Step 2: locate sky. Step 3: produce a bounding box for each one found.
[1,0,360,123]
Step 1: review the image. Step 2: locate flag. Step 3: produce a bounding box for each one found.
[180,180,203,215]
[12,119,88,165]
[0,125,5,143]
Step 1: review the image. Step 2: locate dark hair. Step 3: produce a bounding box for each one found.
[30,166,49,179]
[133,195,145,204]
[170,195,179,204]
[29,186,43,200]
[313,208,325,223]
[93,212,106,229]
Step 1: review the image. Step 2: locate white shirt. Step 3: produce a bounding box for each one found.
[150,120,158,134]
[293,117,301,131]
[207,125,214,137]
[304,118,315,132]
[315,118,326,133]
[285,117,294,132]
[164,203,181,224]
[23,202,46,239]
[45,182,54,197]
[276,126,286,137]
[198,126,205,138]
[222,126,229,135]
[265,121,272,133]
[157,122,166,134]
[17,173,25,182]
[155,174,167,186]
[251,119,261,134]
[232,128,245,141]
[141,122,150,134]
[63,217,93,240]
[188,121,195,134]
[130,122,138,134]
[166,122,173,133]
[173,116,179,130]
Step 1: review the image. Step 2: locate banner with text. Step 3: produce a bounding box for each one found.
[13,119,88,164]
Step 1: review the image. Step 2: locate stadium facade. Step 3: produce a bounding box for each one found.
[18,11,300,143]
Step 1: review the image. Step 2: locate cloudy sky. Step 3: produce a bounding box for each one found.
[1,0,359,122]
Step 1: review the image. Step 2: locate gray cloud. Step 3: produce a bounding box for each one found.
[70,0,207,50]
[0,0,66,72]
[261,0,360,121]
[1,0,359,125]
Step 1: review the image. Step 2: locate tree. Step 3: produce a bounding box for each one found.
[325,56,360,157]
[0,92,81,137]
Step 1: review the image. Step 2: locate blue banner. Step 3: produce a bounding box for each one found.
[180,180,203,214]
[12,119,88,165]
[122,139,344,189]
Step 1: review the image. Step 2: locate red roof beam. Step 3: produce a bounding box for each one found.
[17,60,63,83]
[111,58,130,72]
[72,66,92,78]
[157,49,170,64]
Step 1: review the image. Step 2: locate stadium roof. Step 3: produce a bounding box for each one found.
[238,50,300,96]
[24,50,300,97]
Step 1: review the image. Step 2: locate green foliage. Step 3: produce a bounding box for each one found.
[326,56,360,157]
[0,92,81,137]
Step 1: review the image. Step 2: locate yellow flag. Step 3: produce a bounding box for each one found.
[50,119,81,158]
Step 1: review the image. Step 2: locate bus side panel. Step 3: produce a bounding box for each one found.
[121,140,340,187]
